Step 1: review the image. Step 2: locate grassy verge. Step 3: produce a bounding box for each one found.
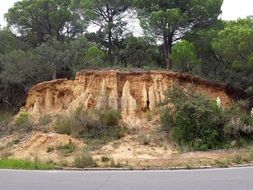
[0,159,55,170]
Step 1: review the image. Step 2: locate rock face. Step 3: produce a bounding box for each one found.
[21,70,233,126]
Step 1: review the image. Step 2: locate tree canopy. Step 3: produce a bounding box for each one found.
[0,0,252,109]
[79,0,133,64]
[5,0,85,45]
[135,0,223,68]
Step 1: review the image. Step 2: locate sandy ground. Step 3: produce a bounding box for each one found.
[0,130,250,168]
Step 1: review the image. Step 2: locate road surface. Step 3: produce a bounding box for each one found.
[0,167,253,190]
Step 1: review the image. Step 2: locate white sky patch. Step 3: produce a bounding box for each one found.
[0,0,17,27]
[0,0,252,28]
[221,0,253,20]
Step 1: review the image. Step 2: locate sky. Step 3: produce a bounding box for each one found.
[0,0,253,27]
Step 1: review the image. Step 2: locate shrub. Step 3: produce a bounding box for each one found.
[74,152,95,168]
[38,115,52,126]
[14,112,33,132]
[55,115,72,135]
[161,84,253,151]
[47,146,54,153]
[160,108,174,131]
[57,140,76,154]
[54,107,124,143]
[224,102,253,139]
[70,108,101,138]
[101,156,110,163]
[102,109,121,127]
[161,85,228,150]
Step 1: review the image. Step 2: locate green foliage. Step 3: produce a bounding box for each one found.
[101,156,110,163]
[135,0,223,68]
[102,109,121,127]
[74,152,95,168]
[0,0,252,120]
[54,107,124,141]
[57,140,76,154]
[212,18,253,93]
[160,108,174,131]
[119,36,159,68]
[166,86,227,150]
[5,0,85,45]
[0,50,52,86]
[55,115,72,135]
[85,45,105,66]
[47,146,55,153]
[0,29,28,54]
[212,18,253,67]
[224,102,253,140]
[160,85,253,151]
[171,40,199,73]
[15,112,29,126]
[38,115,52,126]
[34,39,69,80]
[185,20,226,80]
[79,0,132,64]
[0,159,54,170]
[14,112,33,132]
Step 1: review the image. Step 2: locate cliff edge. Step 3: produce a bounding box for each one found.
[20,70,233,126]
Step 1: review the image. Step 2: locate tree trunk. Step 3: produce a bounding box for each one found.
[163,32,173,69]
[108,17,113,65]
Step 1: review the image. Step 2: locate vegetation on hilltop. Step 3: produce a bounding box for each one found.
[0,0,252,111]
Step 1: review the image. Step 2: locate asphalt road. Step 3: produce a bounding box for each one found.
[1,167,253,190]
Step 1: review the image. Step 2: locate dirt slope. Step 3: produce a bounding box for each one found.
[21,70,233,127]
[1,70,244,168]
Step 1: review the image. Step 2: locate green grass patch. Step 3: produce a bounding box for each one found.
[0,159,55,170]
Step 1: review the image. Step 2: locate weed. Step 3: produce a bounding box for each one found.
[14,112,33,132]
[55,115,72,135]
[39,115,52,126]
[47,146,55,153]
[101,156,110,163]
[74,152,96,168]
[57,140,76,155]
[214,159,230,168]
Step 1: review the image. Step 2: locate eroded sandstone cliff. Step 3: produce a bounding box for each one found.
[21,70,233,126]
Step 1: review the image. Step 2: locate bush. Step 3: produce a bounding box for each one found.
[102,109,121,127]
[224,102,253,139]
[55,115,72,135]
[14,112,33,132]
[70,108,101,138]
[101,156,110,163]
[161,85,228,150]
[54,107,123,141]
[47,146,54,153]
[57,140,76,155]
[74,152,95,168]
[161,85,253,151]
[38,115,52,126]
